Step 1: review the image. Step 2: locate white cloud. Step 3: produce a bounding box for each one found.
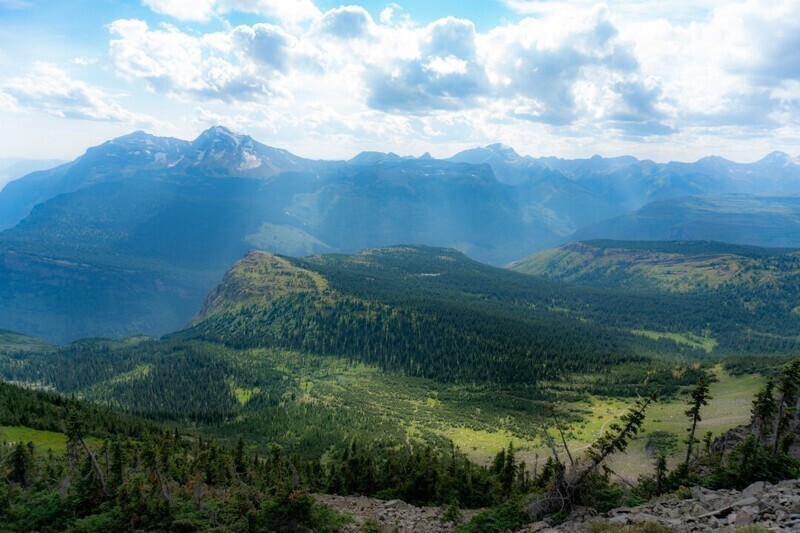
[365,17,489,112]
[142,0,320,24]
[72,56,99,66]
[423,56,468,76]
[504,1,731,24]
[626,0,800,131]
[0,62,159,125]
[109,19,288,102]
[231,23,293,72]
[314,5,375,40]
[142,0,216,22]
[0,91,19,113]
[90,0,800,159]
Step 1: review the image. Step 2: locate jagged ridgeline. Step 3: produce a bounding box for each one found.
[177,245,788,384]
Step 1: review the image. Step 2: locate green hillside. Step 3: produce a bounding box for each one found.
[569,194,800,247]
[511,239,800,293]
[190,246,800,369]
[4,245,799,466]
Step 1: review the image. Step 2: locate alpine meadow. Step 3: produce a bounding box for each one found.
[1,1,800,532]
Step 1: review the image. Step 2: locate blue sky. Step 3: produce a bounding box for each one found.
[1,0,799,162]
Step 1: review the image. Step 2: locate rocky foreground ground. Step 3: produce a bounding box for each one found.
[314,494,479,532]
[522,479,800,532]
[316,478,800,532]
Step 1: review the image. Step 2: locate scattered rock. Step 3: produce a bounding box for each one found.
[524,521,551,532]
[741,481,765,498]
[731,496,759,508]
[313,494,481,533]
[529,477,800,532]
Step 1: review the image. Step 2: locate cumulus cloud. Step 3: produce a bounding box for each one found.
[366,17,489,112]
[109,19,290,102]
[625,0,800,133]
[0,62,158,125]
[482,6,654,127]
[379,3,411,27]
[314,5,375,40]
[231,23,293,72]
[98,0,800,154]
[142,0,320,24]
[358,6,672,136]
[141,0,216,22]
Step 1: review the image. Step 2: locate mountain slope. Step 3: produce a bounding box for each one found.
[568,194,800,247]
[187,246,800,379]
[0,131,189,230]
[511,240,800,293]
[511,240,800,354]
[0,158,65,190]
[186,247,635,384]
[3,128,800,342]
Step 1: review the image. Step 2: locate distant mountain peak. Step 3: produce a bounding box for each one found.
[202,124,237,136]
[758,150,798,166]
[193,125,249,146]
[486,143,522,159]
[114,130,152,140]
[348,151,403,165]
[108,130,169,148]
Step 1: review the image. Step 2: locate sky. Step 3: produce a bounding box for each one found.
[0,0,799,162]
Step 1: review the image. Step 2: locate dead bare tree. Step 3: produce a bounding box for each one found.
[527,394,656,520]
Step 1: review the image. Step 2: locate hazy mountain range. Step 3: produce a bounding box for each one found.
[1,126,800,342]
[0,157,66,191]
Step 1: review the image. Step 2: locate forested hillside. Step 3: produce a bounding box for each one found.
[568,194,800,247]
[3,245,800,531]
[512,240,800,291]
[190,246,800,372]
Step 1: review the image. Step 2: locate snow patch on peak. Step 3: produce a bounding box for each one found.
[239,150,262,170]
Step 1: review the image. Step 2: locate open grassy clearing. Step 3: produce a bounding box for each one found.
[0,425,104,453]
[196,350,761,478]
[9,340,766,480]
[632,329,718,353]
[550,366,764,480]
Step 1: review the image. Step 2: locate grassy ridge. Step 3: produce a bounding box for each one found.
[511,240,800,292]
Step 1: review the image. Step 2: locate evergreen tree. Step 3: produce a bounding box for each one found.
[8,441,31,487]
[752,380,776,445]
[773,360,800,453]
[684,374,712,465]
[500,442,516,498]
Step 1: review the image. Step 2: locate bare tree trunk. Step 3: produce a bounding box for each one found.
[80,439,107,496]
[553,416,575,467]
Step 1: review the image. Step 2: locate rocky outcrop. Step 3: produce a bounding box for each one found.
[518,479,800,532]
[313,494,479,532]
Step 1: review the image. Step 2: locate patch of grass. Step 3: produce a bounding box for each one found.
[234,386,261,405]
[0,425,67,452]
[0,425,104,453]
[108,364,152,384]
[632,329,717,353]
[507,366,764,480]
[443,427,536,461]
